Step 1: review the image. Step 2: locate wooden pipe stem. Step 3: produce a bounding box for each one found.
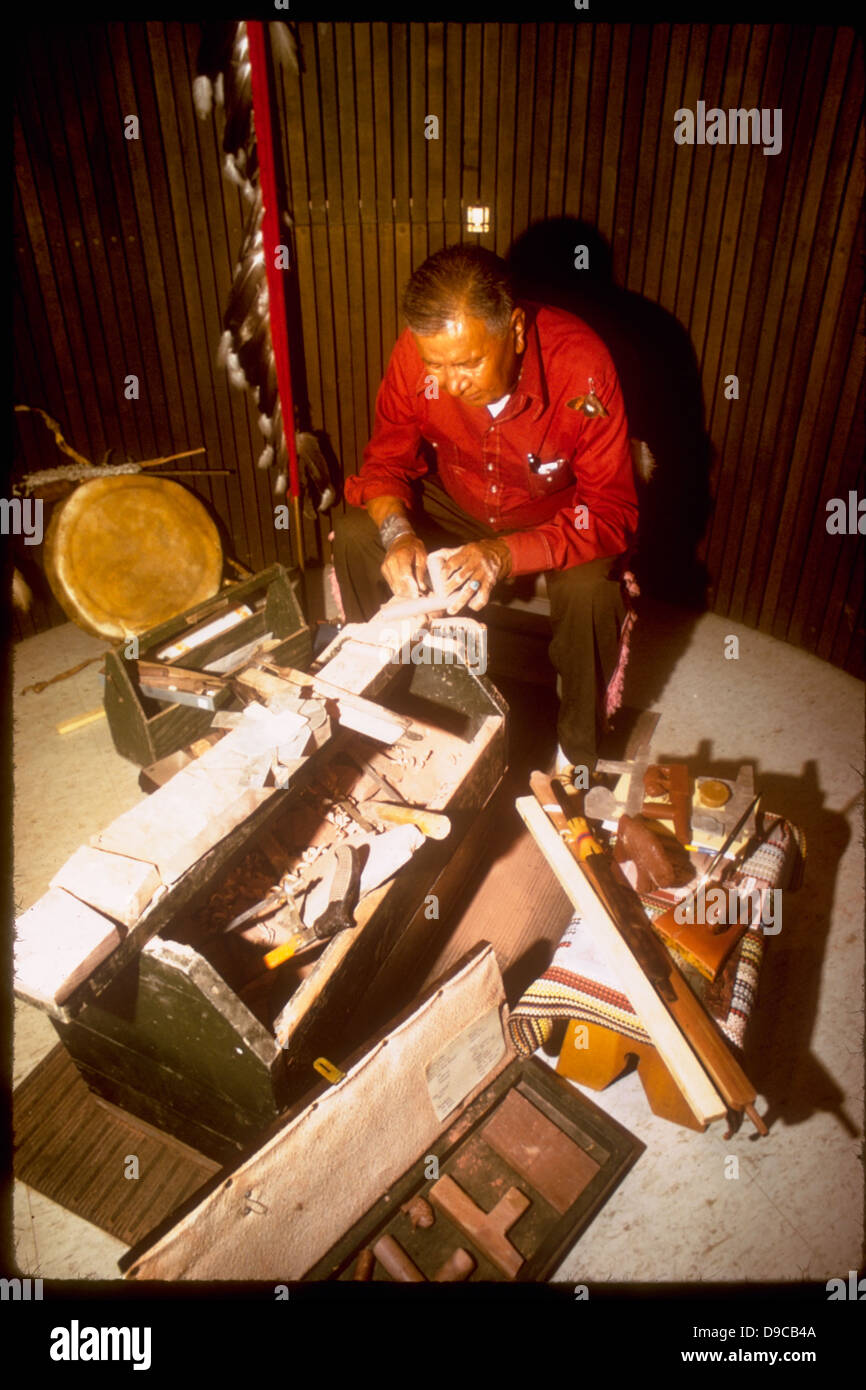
[372,1234,426,1283]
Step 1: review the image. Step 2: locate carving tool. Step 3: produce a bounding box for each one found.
[364,802,451,840]
[262,842,363,969]
[692,792,762,894]
[525,773,767,1136]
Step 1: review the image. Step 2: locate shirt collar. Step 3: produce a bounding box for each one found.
[512,304,548,420]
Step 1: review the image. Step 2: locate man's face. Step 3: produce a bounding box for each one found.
[413,308,526,407]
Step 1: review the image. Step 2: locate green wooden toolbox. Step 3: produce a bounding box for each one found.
[102,563,312,766]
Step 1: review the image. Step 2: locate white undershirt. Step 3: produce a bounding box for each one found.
[486,393,511,418]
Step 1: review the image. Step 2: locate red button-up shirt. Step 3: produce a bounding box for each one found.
[344,303,639,576]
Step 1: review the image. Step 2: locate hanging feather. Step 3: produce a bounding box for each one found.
[192,75,213,119]
[268,21,299,74]
[194,22,237,114]
[198,19,338,529]
[296,433,337,514]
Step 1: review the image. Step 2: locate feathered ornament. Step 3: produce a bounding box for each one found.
[196,20,334,567]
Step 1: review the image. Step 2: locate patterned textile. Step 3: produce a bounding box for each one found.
[508,813,805,1057]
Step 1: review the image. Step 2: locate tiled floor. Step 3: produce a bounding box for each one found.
[10,599,865,1284]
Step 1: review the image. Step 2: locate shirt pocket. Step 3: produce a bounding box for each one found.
[523,451,574,501]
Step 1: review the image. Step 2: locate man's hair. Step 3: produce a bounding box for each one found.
[401,245,515,338]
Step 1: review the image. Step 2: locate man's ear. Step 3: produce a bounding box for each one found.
[511,307,526,353]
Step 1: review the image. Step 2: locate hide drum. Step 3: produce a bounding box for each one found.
[45,476,223,638]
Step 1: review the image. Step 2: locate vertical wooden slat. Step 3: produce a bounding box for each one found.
[478,24,501,255]
[610,25,650,288]
[597,24,630,247]
[546,25,575,224]
[443,22,463,246]
[511,26,537,248]
[626,23,671,294]
[462,23,483,219]
[426,22,446,253]
[493,24,519,258]
[349,23,385,434]
[529,24,556,227]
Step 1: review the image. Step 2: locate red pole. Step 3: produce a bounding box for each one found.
[246,20,304,567]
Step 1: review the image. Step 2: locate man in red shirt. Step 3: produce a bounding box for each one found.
[333,245,639,777]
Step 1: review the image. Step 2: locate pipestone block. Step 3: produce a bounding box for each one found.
[673,885,782,935]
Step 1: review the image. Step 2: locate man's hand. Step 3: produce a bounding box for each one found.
[439,539,512,614]
[381,532,430,599]
[367,495,431,599]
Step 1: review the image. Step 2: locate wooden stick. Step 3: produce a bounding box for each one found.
[372,1234,426,1282]
[517,794,727,1127]
[135,447,206,468]
[56,708,106,735]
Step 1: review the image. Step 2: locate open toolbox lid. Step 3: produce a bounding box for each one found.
[122,943,518,1281]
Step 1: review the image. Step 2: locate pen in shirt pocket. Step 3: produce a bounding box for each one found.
[528,452,568,476]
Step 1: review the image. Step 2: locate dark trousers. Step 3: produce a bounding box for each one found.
[332,477,627,769]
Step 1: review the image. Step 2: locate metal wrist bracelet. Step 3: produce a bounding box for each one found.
[379,515,415,551]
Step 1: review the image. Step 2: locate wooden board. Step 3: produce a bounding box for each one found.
[13,1043,218,1246]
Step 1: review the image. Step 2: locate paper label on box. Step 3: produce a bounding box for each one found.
[425,1006,506,1122]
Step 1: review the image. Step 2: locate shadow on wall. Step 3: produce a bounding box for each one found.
[507,219,713,612]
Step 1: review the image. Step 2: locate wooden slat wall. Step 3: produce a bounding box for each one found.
[13,22,863,678]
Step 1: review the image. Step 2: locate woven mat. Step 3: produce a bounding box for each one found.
[13,1043,218,1248]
